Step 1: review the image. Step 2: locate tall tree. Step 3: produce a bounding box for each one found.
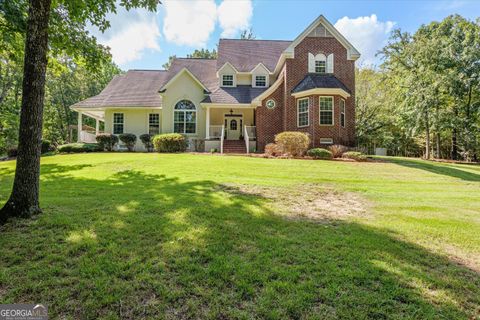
[0,0,158,224]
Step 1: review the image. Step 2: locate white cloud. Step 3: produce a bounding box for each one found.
[162,0,217,47]
[92,9,161,66]
[334,14,395,67]
[218,0,253,38]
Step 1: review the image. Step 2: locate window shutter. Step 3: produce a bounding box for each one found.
[327,54,334,73]
[308,53,315,73]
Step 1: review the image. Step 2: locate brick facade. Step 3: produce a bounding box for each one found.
[256,36,356,151]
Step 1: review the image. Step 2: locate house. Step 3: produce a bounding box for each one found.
[70,15,360,153]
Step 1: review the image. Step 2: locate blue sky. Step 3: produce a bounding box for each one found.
[91,0,480,70]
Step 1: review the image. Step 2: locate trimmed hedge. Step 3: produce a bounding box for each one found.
[307,148,333,159]
[274,131,310,157]
[139,134,154,152]
[96,133,119,151]
[152,133,187,153]
[58,143,102,153]
[342,151,368,162]
[119,133,137,151]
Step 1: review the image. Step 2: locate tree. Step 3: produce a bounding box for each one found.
[0,0,158,224]
[162,48,217,70]
[240,28,256,40]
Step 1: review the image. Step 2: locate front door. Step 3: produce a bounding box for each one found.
[225,116,242,140]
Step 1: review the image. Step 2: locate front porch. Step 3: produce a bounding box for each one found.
[203,106,256,154]
[73,108,105,143]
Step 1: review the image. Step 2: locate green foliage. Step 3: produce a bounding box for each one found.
[342,151,368,162]
[119,133,137,152]
[57,143,101,153]
[240,28,256,40]
[96,133,118,151]
[163,48,217,70]
[274,131,310,157]
[41,140,53,154]
[6,146,18,157]
[152,133,187,153]
[139,133,153,152]
[307,148,333,159]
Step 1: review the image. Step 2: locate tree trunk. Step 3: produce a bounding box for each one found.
[425,108,430,159]
[0,0,52,224]
[436,132,441,159]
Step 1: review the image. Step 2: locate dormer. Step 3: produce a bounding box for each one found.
[251,63,270,88]
[217,62,237,87]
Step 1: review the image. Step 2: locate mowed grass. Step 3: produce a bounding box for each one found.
[0,153,479,319]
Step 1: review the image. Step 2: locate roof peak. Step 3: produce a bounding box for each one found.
[219,38,291,42]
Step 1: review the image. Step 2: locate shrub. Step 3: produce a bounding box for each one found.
[96,133,119,151]
[152,133,187,153]
[139,134,154,152]
[119,133,137,152]
[210,148,218,153]
[328,144,347,158]
[58,143,101,153]
[41,140,53,154]
[342,151,368,162]
[264,143,283,157]
[7,147,18,157]
[307,148,332,159]
[274,131,310,157]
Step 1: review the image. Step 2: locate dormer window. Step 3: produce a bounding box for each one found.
[222,74,234,87]
[255,75,267,87]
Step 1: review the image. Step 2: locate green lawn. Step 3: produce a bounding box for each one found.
[0,153,479,319]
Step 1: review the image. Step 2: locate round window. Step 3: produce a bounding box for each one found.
[266,99,276,109]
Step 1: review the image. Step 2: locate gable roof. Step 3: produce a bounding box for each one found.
[162,58,218,92]
[217,39,291,73]
[71,70,167,108]
[285,15,360,60]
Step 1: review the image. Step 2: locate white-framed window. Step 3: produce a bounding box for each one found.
[297,98,309,127]
[340,99,346,128]
[320,138,333,145]
[113,113,124,134]
[222,74,234,87]
[315,60,326,73]
[255,75,267,87]
[174,100,196,134]
[319,96,334,125]
[149,113,160,135]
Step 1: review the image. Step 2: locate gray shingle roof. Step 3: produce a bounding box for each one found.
[202,85,267,104]
[217,39,291,72]
[291,74,351,94]
[162,58,218,92]
[71,70,168,108]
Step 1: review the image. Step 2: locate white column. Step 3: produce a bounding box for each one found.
[95,119,100,135]
[77,111,82,142]
[205,106,210,139]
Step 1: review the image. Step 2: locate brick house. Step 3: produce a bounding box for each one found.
[71,15,360,153]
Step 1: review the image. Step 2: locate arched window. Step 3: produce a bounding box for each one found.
[230,119,237,130]
[174,100,196,134]
[308,53,334,73]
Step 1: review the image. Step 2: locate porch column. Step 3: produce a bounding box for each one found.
[95,119,100,135]
[77,111,82,142]
[205,106,210,139]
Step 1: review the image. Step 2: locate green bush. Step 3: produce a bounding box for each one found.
[96,133,119,151]
[7,147,18,157]
[57,143,101,153]
[307,148,333,159]
[274,131,310,156]
[119,133,137,151]
[41,140,54,154]
[139,134,153,152]
[342,151,368,162]
[152,133,187,153]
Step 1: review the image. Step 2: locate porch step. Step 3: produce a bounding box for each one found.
[223,140,247,153]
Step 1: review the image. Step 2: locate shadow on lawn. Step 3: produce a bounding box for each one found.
[0,164,479,319]
[386,157,480,181]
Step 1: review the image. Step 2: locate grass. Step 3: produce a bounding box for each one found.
[0,153,479,319]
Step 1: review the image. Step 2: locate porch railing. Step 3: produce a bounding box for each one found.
[209,125,223,140]
[80,130,97,143]
[244,126,256,154]
[220,126,225,154]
